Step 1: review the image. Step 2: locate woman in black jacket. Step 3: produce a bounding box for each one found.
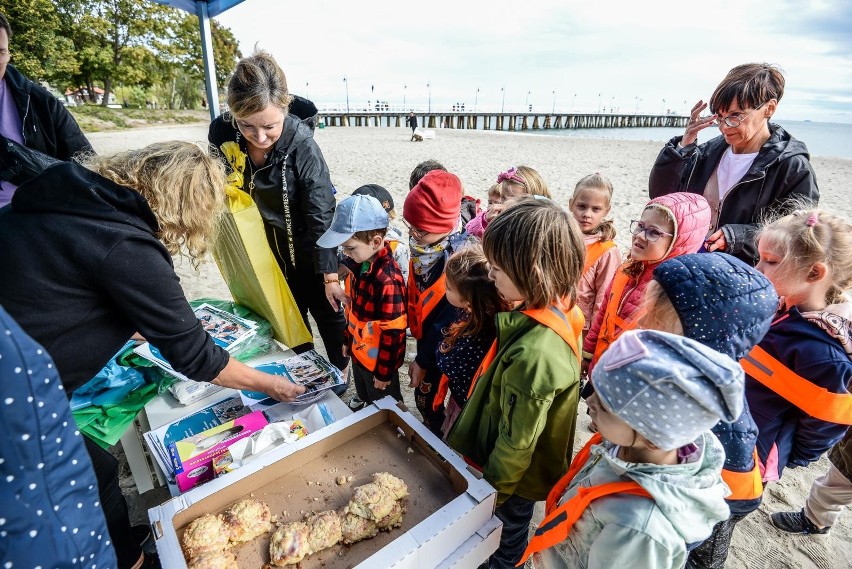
[209,52,348,375]
[649,63,818,265]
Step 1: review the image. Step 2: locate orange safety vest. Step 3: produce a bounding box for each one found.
[583,240,617,274]
[466,303,584,400]
[518,433,652,565]
[593,270,637,363]
[433,374,450,411]
[343,273,408,372]
[407,261,447,339]
[741,345,852,425]
[720,449,763,501]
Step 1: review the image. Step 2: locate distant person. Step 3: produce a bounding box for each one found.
[649,63,818,265]
[0,12,92,206]
[406,110,418,141]
[209,51,349,377]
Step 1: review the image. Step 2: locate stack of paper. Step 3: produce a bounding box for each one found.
[239,350,345,407]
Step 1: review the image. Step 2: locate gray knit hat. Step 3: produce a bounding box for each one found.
[593,330,744,451]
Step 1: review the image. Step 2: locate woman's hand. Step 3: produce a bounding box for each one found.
[681,100,717,147]
[408,361,426,388]
[324,273,347,311]
[704,229,728,252]
[212,357,306,402]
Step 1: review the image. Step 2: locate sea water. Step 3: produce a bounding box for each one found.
[526,120,852,159]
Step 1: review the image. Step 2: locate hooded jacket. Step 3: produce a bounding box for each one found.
[746,304,852,481]
[532,432,730,569]
[583,193,710,358]
[447,308,582,505]
[0,162,229,393]
[648,124,818,265]
[209,113,337,275]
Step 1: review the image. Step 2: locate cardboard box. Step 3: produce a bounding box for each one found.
[149,397,497,568]
[436,516,502,569]
[169,410,268,492]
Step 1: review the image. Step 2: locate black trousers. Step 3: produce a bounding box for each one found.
[84,437,142,568]
[352,360,403,404]
[685,512,749,569]
[484,494,536,569]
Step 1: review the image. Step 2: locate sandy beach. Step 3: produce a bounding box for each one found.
[89,124,852,568]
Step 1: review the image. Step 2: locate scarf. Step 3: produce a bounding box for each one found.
[800,298,852,359]
[410,236,449,279]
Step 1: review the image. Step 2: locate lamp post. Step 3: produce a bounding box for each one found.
[552,90,556,113]
[525,90,531,111]
[305,81,309,99]
[475,87,479,112]
[427,81,431,114]
[343,76,349,113]
[403,85,407,108]
[662,98,666,114]
[501,86,505,114]
[597,93,602,114]
[572,93,577,111]
[634,96,639,114]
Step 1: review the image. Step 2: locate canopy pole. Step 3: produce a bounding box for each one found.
[197,1,220,120]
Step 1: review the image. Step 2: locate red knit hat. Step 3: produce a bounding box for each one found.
[403,170,463,233]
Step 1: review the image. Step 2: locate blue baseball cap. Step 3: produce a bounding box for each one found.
[317,194,389,248]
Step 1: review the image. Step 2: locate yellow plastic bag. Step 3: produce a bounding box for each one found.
[212,184,312,348]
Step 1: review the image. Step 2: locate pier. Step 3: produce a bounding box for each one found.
[318,111,688,131]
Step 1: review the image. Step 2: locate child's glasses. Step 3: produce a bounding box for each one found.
[630,220,674,242]
[402,220,428,239]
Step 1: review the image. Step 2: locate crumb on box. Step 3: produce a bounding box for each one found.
[406,447,414,454]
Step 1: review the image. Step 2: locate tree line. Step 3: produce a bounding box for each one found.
[1,0,241,110]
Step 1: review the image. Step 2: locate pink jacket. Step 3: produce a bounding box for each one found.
[583,193,711,356]
[466,209,488,239]
[577,233,621,333]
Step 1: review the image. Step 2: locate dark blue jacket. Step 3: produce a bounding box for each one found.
[746,307,852,479]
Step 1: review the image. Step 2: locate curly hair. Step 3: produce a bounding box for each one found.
[78,141,226,267]
[226,50,293,119]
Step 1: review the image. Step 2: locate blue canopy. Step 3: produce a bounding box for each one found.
[151,0,247,119]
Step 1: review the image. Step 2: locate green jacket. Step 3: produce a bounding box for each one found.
[447,309,582,504]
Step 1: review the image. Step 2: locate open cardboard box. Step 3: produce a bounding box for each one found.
[149,397,500,568]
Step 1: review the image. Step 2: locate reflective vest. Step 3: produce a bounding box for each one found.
[407,261,447,339]
[593,270,638,363]
[433,374,450,411]
[344,273,408,372]
[583,240,617,274]
[518,432,652,565]
[720,449,763,501]
[466,303,584,400]
[741,345,852,425]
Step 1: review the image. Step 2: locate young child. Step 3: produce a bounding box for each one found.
[641,253,779,569]
[582,192,710,376]
[745,209,852,483]
[524,330,743,569]
[403,169,474,436]
[437,244,512,435]
[487,182,503,208]
[466,165,551,238]
[317,194,407,406]
[569,173,621,333]
[352,184,410,282]
[447,199,586,569]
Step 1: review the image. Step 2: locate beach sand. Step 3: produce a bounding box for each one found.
[89,124,852,568]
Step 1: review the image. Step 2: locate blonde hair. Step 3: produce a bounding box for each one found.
[498,165,551,199]
[487,183,502,202]
[78,142,226,267]
[226,50,293,119]
[570,173,617,241]
[758,209,852,304]
[483,198,584,309]
[637,280,684,334]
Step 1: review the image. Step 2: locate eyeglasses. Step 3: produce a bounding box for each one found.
[402,220,427,239]
[630,220,674,242]
[716,101,767,128]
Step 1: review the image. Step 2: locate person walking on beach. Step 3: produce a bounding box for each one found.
[649,63,818,265]
[406,111,418,140]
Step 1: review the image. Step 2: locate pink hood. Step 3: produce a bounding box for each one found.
[646,192,711,261]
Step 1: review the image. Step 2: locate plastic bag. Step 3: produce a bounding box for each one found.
[189,298,277,362]
[212,184,312,348]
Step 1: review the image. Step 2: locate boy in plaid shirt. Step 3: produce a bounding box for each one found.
[318,194,407,404]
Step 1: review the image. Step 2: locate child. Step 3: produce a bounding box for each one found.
[437,244,512,435]
[317,194,407,406]
[352,184,410,282]
[487,183,503,208]
[525,330,743,569]
[569,173,621,333]
[745,209,852,483]
[403,169,474,436]
[447,199,586,569]
[582,192,710,375]
[641,253,779,569]
[466,165,551,238]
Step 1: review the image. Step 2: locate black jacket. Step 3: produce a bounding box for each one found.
[209,114,337,275]
[648,124,818,265]
[4,64,92,160]
[0,163,229,393]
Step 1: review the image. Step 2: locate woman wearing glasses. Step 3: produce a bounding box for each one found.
[649,63,818,265]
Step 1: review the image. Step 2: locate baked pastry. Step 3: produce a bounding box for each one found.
[372,472,408,500]
[305,509,343,552]
[340,511,379,544]
[269,521,312,566]
[182,514,230,558]
[222,498,273,544]
[345,482,396,521]
[187,550,238,569]
[376,500,405,531]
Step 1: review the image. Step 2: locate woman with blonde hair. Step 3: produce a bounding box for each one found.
[0,141,305,569]
[209,51,349,383]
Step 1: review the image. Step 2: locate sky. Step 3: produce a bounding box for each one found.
[216,0,852,123]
